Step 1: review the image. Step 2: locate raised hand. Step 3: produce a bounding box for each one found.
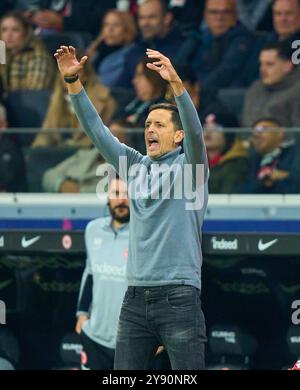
[146,49,181,83]
[54,45,88,77]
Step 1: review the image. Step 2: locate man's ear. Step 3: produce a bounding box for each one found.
[174,129,185,145]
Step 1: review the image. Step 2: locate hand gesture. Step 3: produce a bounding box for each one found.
[54,45,88,77]
[146,49,181,83]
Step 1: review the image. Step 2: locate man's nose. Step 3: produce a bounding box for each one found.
[148,125,156,133]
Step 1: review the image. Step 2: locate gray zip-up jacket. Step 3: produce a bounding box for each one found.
[70,88,208,290]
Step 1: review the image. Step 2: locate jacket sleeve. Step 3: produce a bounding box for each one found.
[70,88,143,178]
[175,90,209,182]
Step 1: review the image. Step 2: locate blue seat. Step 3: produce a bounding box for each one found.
[5,90,52,145]
[41,32,92,56]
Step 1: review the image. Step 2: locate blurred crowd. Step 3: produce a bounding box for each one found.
[0,0,300,194]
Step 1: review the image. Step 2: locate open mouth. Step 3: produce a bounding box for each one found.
[148,139,159,152]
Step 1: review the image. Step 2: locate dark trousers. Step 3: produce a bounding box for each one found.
[114,285,207,370]
[80,330,115,370]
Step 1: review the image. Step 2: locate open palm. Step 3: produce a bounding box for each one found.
[146,49,180,83]
[54,46,88,77]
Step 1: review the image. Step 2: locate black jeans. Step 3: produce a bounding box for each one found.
[114,285,207,370]
[80,330,115,370]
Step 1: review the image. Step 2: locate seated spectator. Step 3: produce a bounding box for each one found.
[32,59,116,148]
[204,112,248,194]
[177,65,239,124]
[111,57,169,153]
[117,0,204,31]
[269,0,300,46]
[0,10,55,94]
[42,148,109,193]
[23,0,118,38]
[244,118,300,194]
[86,10,137,88]
[114,0,186,89]
[242,42,300,127]
[0,104,27,192]
[177,0,255,90]
[237,0,273,32]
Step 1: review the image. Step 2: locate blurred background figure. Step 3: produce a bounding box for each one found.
[114,0,186,89]
[19,0,118,38]
[177,0,255,91]
[76,176,130,370]
[244,118,300,194]
[0,104,27,192]
[242,42,300,128]
[203,112,248,194]
[269,0,300,46]
[42,147,109,193]
[0,10,55,94]
[86,10,137,88]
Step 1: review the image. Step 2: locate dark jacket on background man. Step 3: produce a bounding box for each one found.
[177,24,255,90]
[243,142,300,194]
[114,24,186,89]
[242,68,300,127]
[0,134,27,192]
[268,29,300,50]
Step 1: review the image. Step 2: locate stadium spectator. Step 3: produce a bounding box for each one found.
[23,0,118,37]
[176,0,255,90]
[0,104,27,192]
[111,57,169,153]
[244,118,300,194]
[0,10,55,94]
[204,112,248,194]
[86,10,137,88]
[32,59,116,148]
[242,42,300,127]
[117,0,204,31]
[42,147,109,193]
[269,0,300,46]
[113,0,186,89]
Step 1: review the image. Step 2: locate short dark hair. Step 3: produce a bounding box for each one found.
[141,0,169,16]
[261,41,294,62]
[148,103,183,130]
